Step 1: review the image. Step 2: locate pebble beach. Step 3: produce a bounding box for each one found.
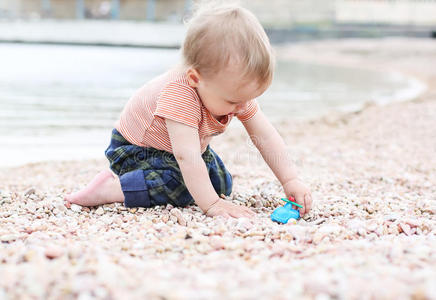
[1,38,435,299]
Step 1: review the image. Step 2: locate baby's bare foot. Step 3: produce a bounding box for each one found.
[65,170,124,207]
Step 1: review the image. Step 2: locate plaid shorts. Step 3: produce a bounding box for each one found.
[104,128,233,208]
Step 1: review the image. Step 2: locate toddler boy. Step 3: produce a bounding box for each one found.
[66,3,313,218]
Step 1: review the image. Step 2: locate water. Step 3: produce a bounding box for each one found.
[0,44,425,167]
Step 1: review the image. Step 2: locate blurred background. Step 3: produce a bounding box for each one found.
[0,0,435,166]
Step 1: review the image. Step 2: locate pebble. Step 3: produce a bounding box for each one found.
[26,202,37,212]
[170,208,187,226]
[357,227,367,236]
[23,250,38,262]
[45,245,64,259]
[161,214,170,223]
[70,204,82,213]
[209,236,225,250]
[236,218,253,232]
[399,223,412,236]
[318,225,342,235]
[95,207,104,216]
[68,245,82,260]
[286,225,307,241]
[169,215,178,223]
[385,213,400,222]
[366,221,378,232]
[253,199,262,208]
[310,218,326,225]
[55,202,67,213]
[1,234,18,242]
[404,218,421,228]
[24,188,36,197]
[312,232,326,244]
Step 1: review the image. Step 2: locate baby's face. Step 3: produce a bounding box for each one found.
[188,64,268,119]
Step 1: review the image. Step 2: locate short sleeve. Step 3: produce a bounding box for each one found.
[154,82,202,129]
[236,99,259,122]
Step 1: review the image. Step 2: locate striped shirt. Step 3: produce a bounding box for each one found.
[115,67,259,153]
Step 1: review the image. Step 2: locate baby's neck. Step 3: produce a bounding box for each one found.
[216,115,225,122]
[214,113,233,124]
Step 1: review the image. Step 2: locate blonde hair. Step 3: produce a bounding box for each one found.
[181,1,275,88]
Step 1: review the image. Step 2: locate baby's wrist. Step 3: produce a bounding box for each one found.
[202,198,221,215]
[283,177,300,187]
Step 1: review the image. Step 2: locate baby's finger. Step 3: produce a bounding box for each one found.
[238,207,254,218]
[242,210,254,218]
[289,196,304,214]
[220,212,231,219]
[295,194,306,215]
[229,209,245,219]
[242,211,254,219]
[245,208,256,218]
[242,212,253,219]
[290,197,298,211]
[243,207,255,215]
[304,193,312,213]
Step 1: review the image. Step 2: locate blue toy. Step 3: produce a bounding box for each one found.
[270,197,302,224]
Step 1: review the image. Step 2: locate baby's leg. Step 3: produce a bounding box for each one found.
[65,169,124,207]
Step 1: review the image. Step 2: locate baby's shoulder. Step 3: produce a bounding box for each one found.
[159,69,199,99]
[133,67,193,98]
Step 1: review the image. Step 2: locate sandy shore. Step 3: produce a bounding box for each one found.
[1,38,435,299]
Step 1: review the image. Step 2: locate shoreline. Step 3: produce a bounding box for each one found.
[1,38,435,299]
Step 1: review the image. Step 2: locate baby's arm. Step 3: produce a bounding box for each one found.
[166,119,254,218]
[242,110,313,215]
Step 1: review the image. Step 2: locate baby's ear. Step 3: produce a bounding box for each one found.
[190,74,199,83]
[186,68,201,87]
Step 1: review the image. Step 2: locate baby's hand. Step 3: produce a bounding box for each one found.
[283,178,313,216]
[205,199,255,219]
